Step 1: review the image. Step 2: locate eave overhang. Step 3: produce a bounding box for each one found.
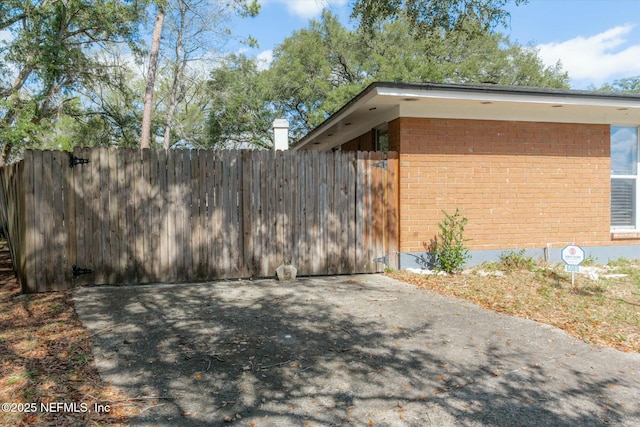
[292,82,640,151]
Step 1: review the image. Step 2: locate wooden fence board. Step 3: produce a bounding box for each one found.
[386,152,400,269]
[210,151,222,278]
[115,150,128,282]
[50,151,66,289]
[166,151,177,282]
[197,150,207,279]
[157,149,168,280]
[39,151,53,290]
[140,149,152,282]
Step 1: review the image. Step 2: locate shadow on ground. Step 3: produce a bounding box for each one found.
[73,275,640,426]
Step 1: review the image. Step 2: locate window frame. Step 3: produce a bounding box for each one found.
[374,124,389,153]
[610,125,640,231]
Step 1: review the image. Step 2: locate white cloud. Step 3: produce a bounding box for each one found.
[0,30,12,44]
[261,0,348,19]
[537,24,640,87]
[256,49,273,71]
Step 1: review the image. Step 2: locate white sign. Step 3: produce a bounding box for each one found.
[561,245,585,266]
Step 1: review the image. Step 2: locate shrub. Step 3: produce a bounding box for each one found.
[431,209,470,273]
[498,249,535,272]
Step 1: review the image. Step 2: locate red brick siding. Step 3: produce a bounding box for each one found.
[396,117,637,252]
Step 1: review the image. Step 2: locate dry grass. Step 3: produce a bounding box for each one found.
[0,246,139,427]
[388,257,640,354]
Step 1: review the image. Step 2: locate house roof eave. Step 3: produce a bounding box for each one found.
[292,82,640,151]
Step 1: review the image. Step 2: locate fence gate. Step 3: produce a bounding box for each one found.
[0,148,399,293]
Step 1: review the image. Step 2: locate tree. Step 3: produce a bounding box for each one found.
[0,0,145,163]
[597,76,640,93]
[207,55,274,148]
[256,10,568,138]
[141,0,166,149]
[55,52,143,148]
[351,0,528,34]
[140,0,259,149]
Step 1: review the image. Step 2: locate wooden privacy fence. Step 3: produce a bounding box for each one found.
[0,148,399,293]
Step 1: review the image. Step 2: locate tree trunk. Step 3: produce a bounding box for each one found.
[140,5,165,149]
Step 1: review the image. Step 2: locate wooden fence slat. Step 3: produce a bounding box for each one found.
[297,151,308,274]
[289,150,299,269]
[147,150,159,282]
[212,151,223,278]
[242,150,254,276]
[326,151,337,275]
[282,150,292,265]
[114,149,127,282]
[347,151,357,273]
[386,151,400,269]
[220,151,231,276]
[20,154,33,292]
[260,150,270,277]
[166,151,177,282]
[275,150,285,267]
[196,149,207,279]
[105,149,118,283]
[265,150,275,276]
[189,151,199,279]
[356,152,366,273]
[50,151,66,289]
[30,151,44,291]
[318,152,328,274]
[157,150,168,280]
[124,148,137,281]
[39,151,54,290]
[307,151,317,275]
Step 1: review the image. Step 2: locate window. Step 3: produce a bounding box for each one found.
[611,126,639,229]
[374,126,389,153]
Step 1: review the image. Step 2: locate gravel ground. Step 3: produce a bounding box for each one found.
[73,274,640,426]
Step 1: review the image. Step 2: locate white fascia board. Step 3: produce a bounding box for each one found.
[293,89,380,150]
[376,86,640,109]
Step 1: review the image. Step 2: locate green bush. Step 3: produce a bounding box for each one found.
[498,249,535,272]
[432,209,470,273]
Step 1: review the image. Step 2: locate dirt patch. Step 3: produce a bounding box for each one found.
[0,246,137,427]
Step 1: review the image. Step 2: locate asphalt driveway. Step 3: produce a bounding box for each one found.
[73,274,640,426]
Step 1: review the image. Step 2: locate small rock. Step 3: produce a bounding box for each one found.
[223,415,233,422]
[276,264,297,281]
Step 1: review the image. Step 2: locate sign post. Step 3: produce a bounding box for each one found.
[561,245,585,287]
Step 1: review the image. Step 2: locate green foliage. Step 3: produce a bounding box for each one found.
[432,208,470,273]
[597,76,640,93]
[0,0,145,161]
[352,0,529,35]
[581,253,598,266]
[498,249,536,272]
[246,10,569,139]
[207,54,274,148]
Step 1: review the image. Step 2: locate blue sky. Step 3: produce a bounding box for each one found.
[229,0,640,89]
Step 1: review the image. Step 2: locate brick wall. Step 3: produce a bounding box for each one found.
[395,117,638,252]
